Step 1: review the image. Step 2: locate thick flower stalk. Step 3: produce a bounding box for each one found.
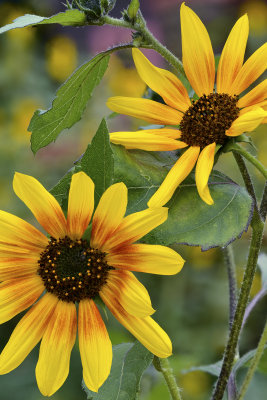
[0,171,184,396]
[107,3,267,207]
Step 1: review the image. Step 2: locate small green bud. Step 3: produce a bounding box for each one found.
[101,0,116,13]
[128,0,140,20]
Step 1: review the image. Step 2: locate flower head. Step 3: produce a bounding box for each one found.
[0,171,184,396]
[107,3,267,206]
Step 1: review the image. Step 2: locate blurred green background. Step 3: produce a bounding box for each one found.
[0,0,266,399]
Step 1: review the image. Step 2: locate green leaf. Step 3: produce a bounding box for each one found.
[233,345,267,374]
[0,10,86,34]
[112,145,253,250]
[50,170,74,209]
[81,119,114,205]
[182,360,223,377]
[83,342,153,400]
[29,51,109,154]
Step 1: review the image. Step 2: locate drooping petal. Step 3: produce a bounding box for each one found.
[180,3,215,96]
[0,293,58,374]
[107,97,183,125]
[238,79,267,108]
[67,172,95,240]
[0,275,44,324]
[13,173,67,238]
[0,210,48,252]
[104,270,155,318]
[230,43,267,95]
[101,287,172,358]
[36,300,77,397]
[106,244,185,275]
[0,256,39,281]
[110,131,188,151]
[132,48,191,112]
[148,146,200,208]
[226,108,267,136]
[91,183,127,249]
[195,142,216,205]
[102,207,168,252]
[217,14,249,93]
[78,299,112,392]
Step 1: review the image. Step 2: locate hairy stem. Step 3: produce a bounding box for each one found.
[153,357,183,400]
[223,245,238,330]
[211,155,265,400]
[102,15,185,76]
[232,144,267,180]
[237,318,267,400]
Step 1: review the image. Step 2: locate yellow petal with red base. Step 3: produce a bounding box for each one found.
[230,43,267,95]
[0,256,39,281]
[148,146,200,208]
[195,143,216,206]
[107,244,184,275]
[107,97,183,125]
[91,183,127,249]
[0,293,58,374]
[238,79,267,108]
[0,210,48,251]
[105,270,155,318]
[78,299,112,392]
[217,14,249,93]
[132,48,190,112]
[13,173,67,239]
[226,108,267,136]
[110,131,187,151]
[67,172,95,240]
[0,275,44,324]
[36,300,77,397]
[101,287,172,358]
[102,207,168,252]
[180,3,215,96]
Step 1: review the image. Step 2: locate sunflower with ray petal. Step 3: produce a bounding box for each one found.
[107,3,267,207]
[0,171,184,396]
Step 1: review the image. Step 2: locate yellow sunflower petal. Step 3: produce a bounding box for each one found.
[106,243,185,275]
[107,97,183,125]
[145,128,182,139]
[0,275,44,324]
[238,79,267,108]
[0,210,48,251]
[0,293,58,374]
[132,48,190,112]
[91,183,127,249]
[36,300,77,397]
[180,3,215,96]
[230,43,267,95]
[226,108,267,136]
[0,243,32,256]
[78,299,112,392]
[148,146,200,208]
[102,207,168,252]
[105,270,155,318]
[217,14,249,93]
[67,172,95,240]
[195,142,216,205]
[13,173,67,238]
[101,287,172,358]
[0,256,39,281]
[110,131,187,151]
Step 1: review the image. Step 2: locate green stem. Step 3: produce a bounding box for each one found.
[232,143,267,180]
[222,245,238,331]
[102,15,184,76]
[237,318,267,400]
[153,357,183,400]
[211,157,265,400]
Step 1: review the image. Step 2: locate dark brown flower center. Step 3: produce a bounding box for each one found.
[180,93,239,148]
[38,236,111,303]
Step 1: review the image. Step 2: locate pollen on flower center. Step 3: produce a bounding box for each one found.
[180,93,240,148]
[38,236,112,303]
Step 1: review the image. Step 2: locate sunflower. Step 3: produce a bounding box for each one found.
[107,3,267,207]
[0,171,184,396]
